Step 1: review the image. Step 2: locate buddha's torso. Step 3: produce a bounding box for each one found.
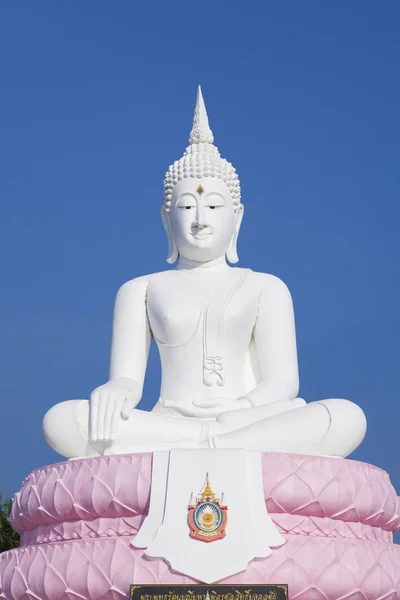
[146,266,263,417]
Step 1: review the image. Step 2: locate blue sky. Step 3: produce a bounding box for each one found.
[1,0,399,528]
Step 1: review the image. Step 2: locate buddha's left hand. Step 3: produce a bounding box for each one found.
[192,396,251,415]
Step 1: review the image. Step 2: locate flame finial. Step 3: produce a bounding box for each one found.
[189,86,214,145]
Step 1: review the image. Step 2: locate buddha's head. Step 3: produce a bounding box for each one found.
[162,87,244,264]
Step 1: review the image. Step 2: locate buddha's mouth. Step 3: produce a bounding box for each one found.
[191,231,212,240]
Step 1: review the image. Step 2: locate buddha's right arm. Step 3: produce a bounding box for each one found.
[109,276,152,396]
[89,277,151,442]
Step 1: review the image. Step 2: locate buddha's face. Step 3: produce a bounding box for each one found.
[162,178,243,263]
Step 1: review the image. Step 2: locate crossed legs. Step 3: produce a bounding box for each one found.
[43,397,366,459]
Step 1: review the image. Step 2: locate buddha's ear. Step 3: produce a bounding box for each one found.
[226,204,244,264]
[161,206,179,264]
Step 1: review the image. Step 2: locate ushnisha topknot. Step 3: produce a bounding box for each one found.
[163,86,241,212]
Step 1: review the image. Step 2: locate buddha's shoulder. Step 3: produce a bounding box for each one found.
[247,270,292,296]
[115,271,175,295]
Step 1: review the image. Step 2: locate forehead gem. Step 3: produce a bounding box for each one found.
[197,185,204,195]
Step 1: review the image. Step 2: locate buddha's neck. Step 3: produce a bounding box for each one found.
[175,255,229,274]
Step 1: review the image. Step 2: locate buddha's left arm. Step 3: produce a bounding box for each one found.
[245,274,300,406]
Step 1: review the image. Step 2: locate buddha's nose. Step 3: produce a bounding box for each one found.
[192,205,208,229]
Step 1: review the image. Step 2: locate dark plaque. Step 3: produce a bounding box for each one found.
[130,585,288,600]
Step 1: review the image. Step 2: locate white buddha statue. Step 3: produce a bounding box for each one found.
[43,87,367,460]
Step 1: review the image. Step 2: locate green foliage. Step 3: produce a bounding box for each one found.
[0,492,20,552]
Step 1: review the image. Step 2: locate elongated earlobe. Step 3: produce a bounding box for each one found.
[161,206,179,264]
[226,204,244,264]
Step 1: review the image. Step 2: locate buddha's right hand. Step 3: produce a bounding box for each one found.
[89,378,141,443]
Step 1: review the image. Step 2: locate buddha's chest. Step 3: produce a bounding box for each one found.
[147,272,259,348]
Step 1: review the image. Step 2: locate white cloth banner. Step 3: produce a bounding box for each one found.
[133,449,285,583]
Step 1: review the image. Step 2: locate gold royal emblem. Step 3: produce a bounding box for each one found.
[188,473,228,542]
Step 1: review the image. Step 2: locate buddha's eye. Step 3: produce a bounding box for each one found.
[185,206,192,210]
[204,194,225,210]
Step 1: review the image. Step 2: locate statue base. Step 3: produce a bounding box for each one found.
[1,452,399,599]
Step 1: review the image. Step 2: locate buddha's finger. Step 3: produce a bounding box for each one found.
[104,396,116,441]
[193,399,219,408]
[121,397,135,420]
[90,393,99,441]
[97,394,107,440]
[110,399,123,440]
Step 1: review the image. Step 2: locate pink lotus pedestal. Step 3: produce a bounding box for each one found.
[1,453,399,600]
